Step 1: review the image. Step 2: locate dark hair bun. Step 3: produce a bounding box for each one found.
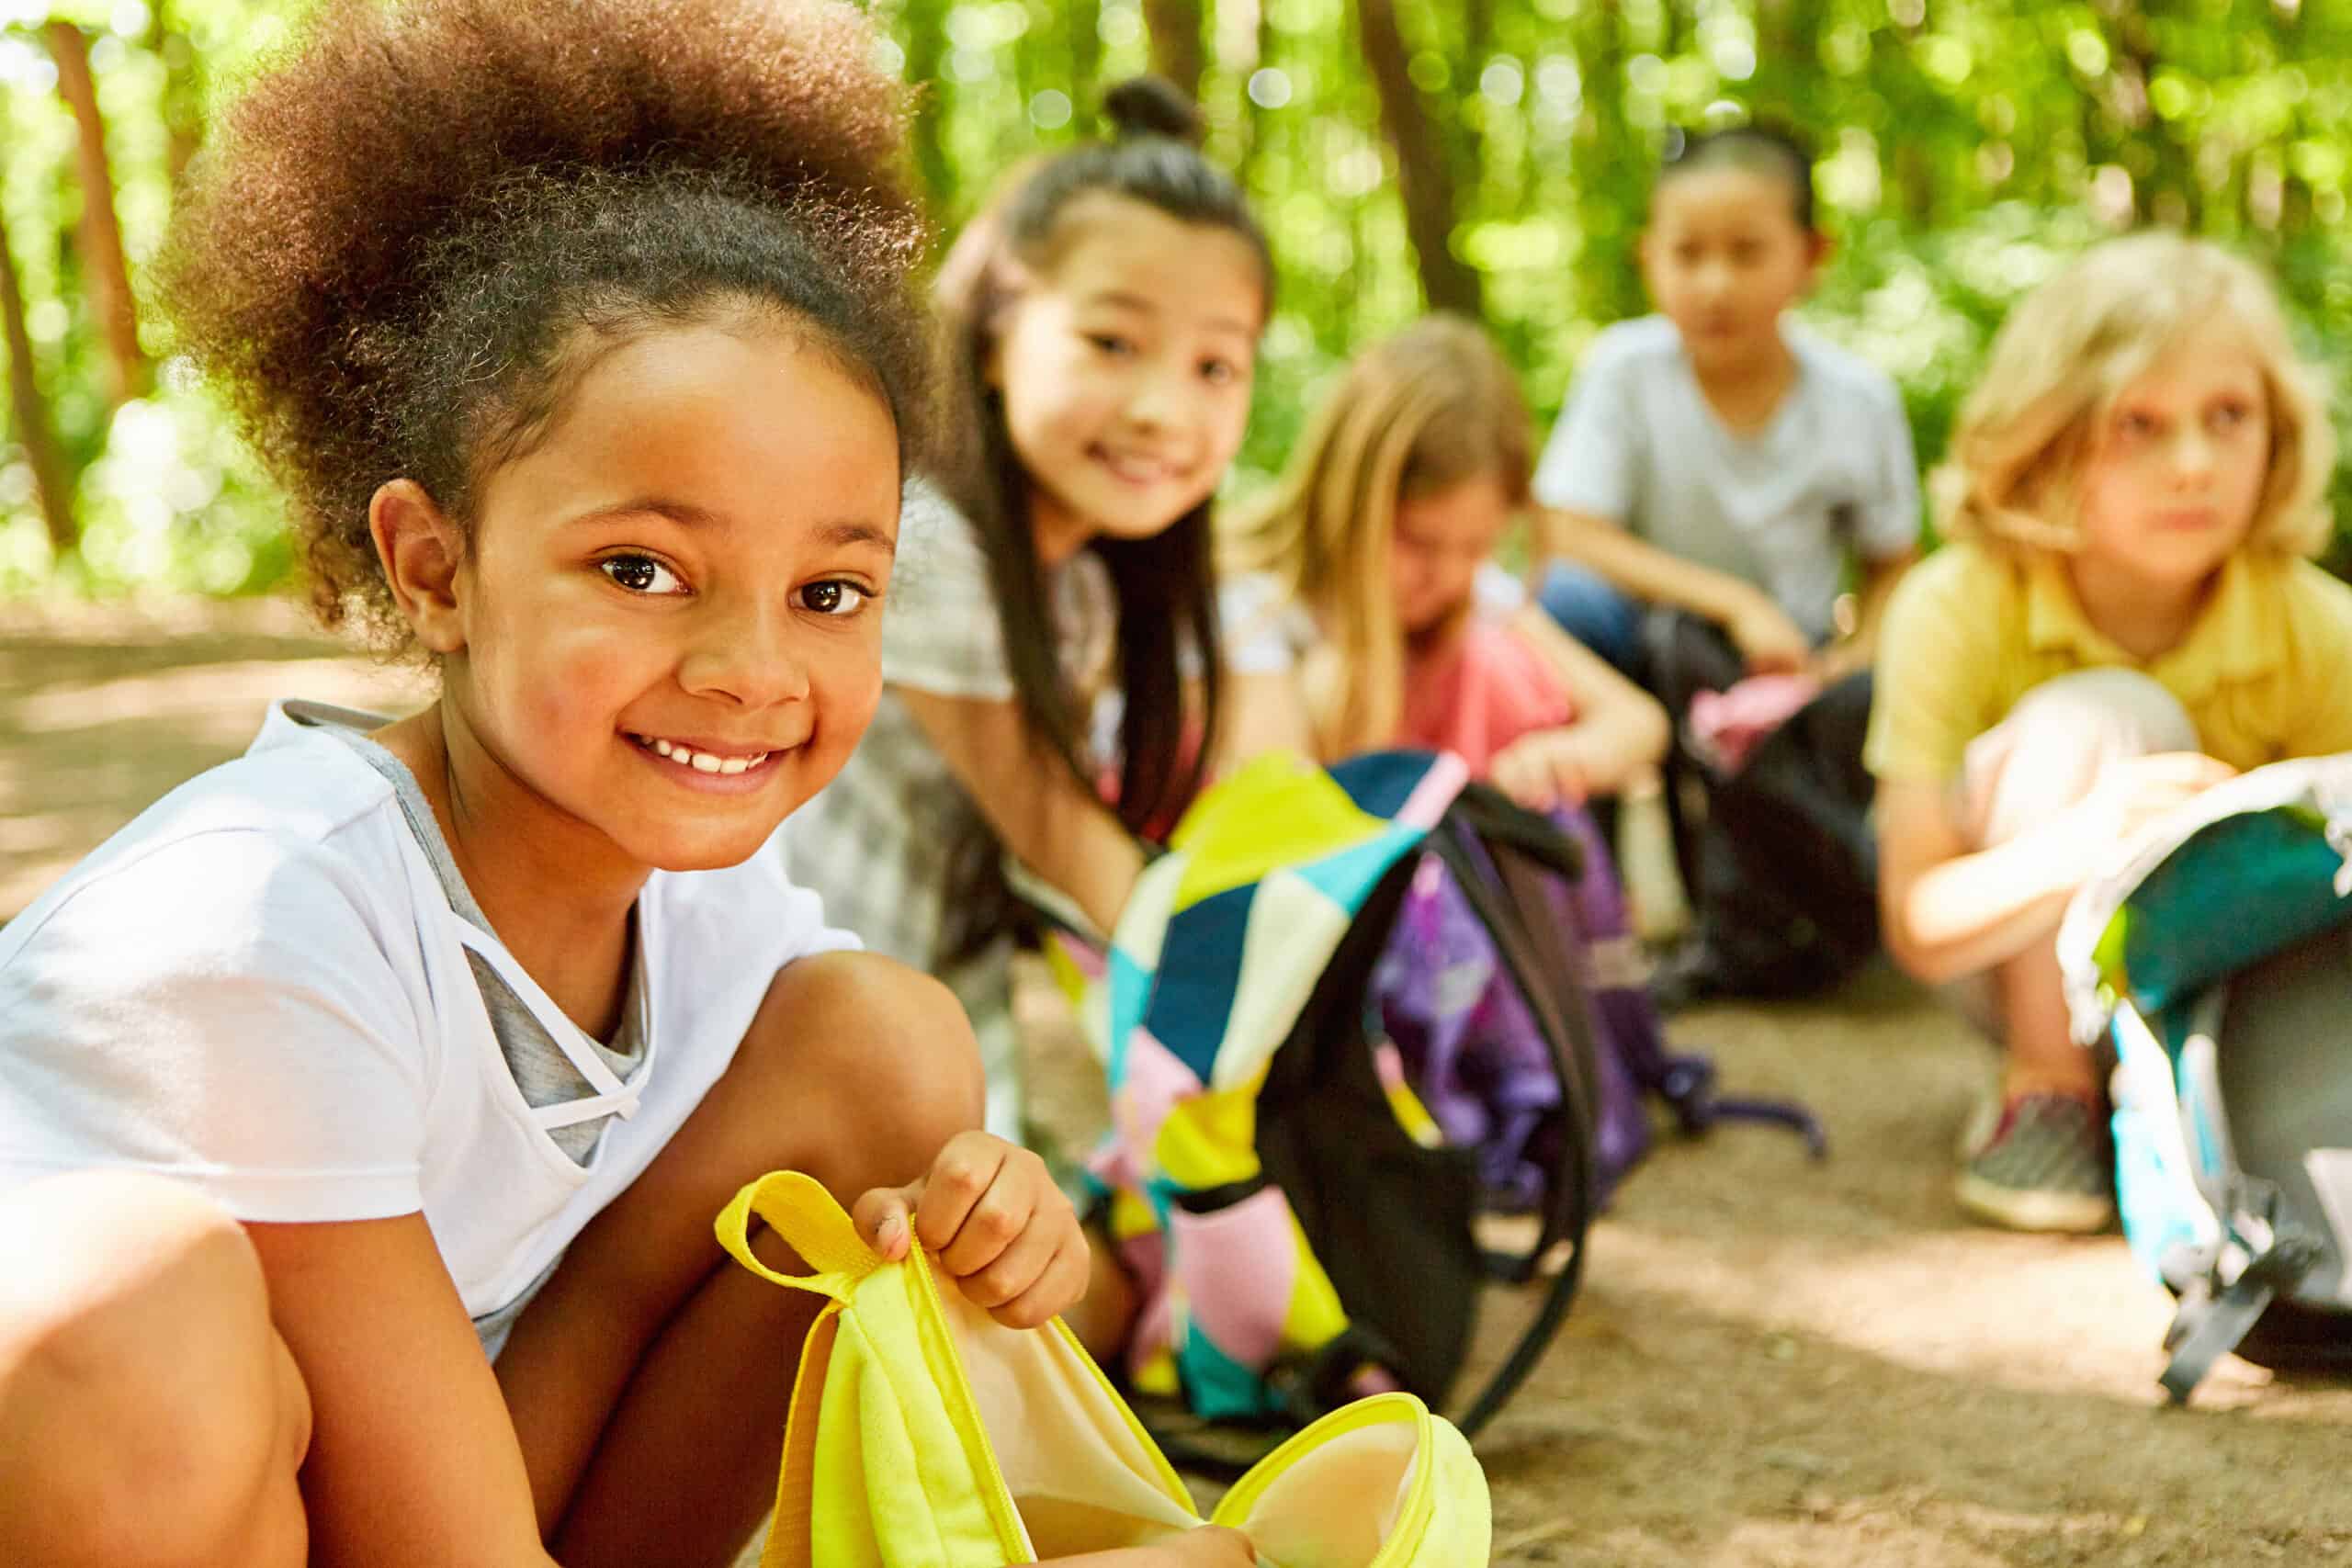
[1102,76,1204,146]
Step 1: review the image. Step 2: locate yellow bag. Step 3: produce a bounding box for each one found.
[716,1171,1491,1567]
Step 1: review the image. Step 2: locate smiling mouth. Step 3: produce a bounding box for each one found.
[628,732,782,776]
[1093,446,1183,486]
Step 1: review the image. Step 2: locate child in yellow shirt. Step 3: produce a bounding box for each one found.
[1869,233,2352,1233]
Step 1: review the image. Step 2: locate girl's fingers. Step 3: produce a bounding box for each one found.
[989,1235,1093,1330]
[931,1163,1046,1278]
[910,1132,1012,1255]
[957,1207,1068,1315]
[1546,752,1589,807]
[1494,750,1548,811]
[849,1182,922,1261]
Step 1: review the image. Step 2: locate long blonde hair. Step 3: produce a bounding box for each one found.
[1934,232,2333,557]
[1224,315,1533,757]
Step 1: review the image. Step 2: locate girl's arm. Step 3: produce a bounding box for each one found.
[1487,604,1671,809]
[1210,669,1315,778]
[243,1214,563,1568]
[1874,780,2081,985]
[1876,755,2238,984]
[1533,504,1810,673]
[898,687,1146,940]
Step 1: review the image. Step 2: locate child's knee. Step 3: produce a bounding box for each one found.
[753,953,988,1179]
[1959,670,2197,846]
[2009,669,2195,751]
[0,1172,310,1568]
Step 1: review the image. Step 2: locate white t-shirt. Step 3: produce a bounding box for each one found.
[1532,315,1920,641]
[0,703,855,1324]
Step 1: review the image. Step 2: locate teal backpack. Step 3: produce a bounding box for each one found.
[2058,756,2352,1401]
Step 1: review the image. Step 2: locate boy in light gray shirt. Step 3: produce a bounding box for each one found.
[1530,127,1920,684]
[1529,124,1921,1007]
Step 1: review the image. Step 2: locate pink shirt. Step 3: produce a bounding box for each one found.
[1398,618,1575,775]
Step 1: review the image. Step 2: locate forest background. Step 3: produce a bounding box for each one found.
[0,0,2346,602]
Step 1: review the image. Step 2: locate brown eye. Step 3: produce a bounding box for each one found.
[797,581,871,617]
[601,554,682,594]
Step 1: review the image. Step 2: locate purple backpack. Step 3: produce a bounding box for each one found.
[1374,802,1825,1214]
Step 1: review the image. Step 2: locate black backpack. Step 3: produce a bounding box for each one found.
[1640,608,1882,999]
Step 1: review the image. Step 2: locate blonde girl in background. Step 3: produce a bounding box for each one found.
[1220,315,1669,807]
[1217,313,1705,1222]
[1871,233,2352,1234]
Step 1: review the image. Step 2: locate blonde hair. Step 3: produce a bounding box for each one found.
[1223,315,1532,756]
[1934,231,2334,558]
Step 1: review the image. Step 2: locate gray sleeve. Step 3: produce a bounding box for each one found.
[882,482,1019,701]
[1532,334,1643,524]
[1861,379,1924,561]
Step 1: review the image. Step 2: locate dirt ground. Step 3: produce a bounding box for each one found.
[6,600,2348,1567]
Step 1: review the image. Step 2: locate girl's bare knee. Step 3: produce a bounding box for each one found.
[753,952,988,1186]
[0,1172,309,1568]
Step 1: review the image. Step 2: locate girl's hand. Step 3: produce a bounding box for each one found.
[852,1131,1090,1328]
[1722,592,1811,675]
[1491,728,1609,813]
[2062,752,2238,864]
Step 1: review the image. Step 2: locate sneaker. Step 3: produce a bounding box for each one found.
[1954,1092,2115,1234]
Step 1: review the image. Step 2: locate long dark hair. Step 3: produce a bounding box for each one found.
[933,77,1272,837]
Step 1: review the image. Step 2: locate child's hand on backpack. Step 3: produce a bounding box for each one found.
[1492,728,1610,812]
[2064,752,2239,864]
[853,1131,1090,1328]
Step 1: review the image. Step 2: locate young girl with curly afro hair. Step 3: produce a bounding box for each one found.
[0,3,1246,1564]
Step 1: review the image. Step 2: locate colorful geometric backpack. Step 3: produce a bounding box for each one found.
[2058,755,2352,1401]
[1044,748,1821,1451]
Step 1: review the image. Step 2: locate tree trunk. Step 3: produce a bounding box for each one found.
[47,22,147,407]
[1067,0,1103,111]
[2106,0,2197,224]
[0,203,78,554]
[1142,0,1205,105]
[1577,0,1645,326]
[1358,0,1482,317]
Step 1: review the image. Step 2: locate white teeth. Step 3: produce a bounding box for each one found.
[1101,450,1173,483]
[638,735,771,775]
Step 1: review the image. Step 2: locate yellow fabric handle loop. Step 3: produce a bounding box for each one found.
[714,1170,882,1303]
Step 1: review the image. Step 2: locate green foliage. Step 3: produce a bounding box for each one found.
[1,0,2347,599]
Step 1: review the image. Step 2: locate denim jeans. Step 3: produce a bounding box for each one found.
[1533,561,1645,679]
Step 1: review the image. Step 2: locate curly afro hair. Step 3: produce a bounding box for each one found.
[162,0,933,649]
